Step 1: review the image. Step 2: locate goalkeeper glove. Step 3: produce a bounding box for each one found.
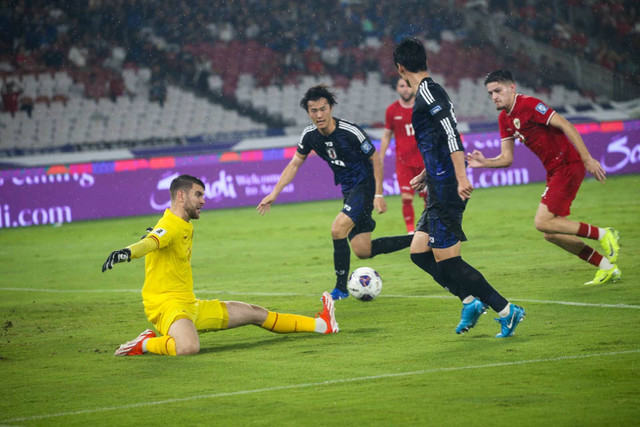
[102,248,132,272]
[141,227,153,239]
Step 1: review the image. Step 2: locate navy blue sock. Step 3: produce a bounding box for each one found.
[437,256,508,312]
[333,238,350,292]
[370,235,413,258]
[410,251,470,301]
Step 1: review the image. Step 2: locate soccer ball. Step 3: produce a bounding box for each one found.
[347,267,382,301]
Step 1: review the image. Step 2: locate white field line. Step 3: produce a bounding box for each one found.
[1,287,639,310]
[3,349,639,424]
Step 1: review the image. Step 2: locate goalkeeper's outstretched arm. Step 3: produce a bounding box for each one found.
[101,237,157,272]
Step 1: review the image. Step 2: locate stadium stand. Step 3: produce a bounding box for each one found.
[0,0,637,161]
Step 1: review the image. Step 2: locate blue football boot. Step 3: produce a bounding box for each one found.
[455,298,488,334]
[495,304,526,338]
[329,287,349,301]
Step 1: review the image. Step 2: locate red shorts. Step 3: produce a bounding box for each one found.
[541,161,585,216]
[396,162,426,196]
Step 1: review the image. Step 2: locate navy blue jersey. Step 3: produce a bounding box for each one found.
[413,77,467,246]
[412,77,464,186]
[297,117,375,192]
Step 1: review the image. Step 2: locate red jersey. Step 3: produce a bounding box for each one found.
[2,92,19,114]
[499,94,581,172]
[385,100,423,168]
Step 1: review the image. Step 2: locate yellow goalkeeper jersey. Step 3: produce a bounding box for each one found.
[139,209,196,305]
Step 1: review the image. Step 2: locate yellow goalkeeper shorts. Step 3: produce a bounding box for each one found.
[146,299,229,336]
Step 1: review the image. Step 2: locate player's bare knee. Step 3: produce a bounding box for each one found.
[353,249,371,259]
[534,216,549,232]
[350,242,371,259]
[176,341,200,355]
[247,304,268,324]
[331,225,348,240]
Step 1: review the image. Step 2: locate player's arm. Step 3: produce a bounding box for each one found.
[257,152,307,215]
[451,151,473,201]
[410,168,427,192]
[549,113,606,182]
[370,149,387,214]
[379,128,393,164]
[433,98,472,200]
[380,104,395,164]
[102,237,158,272]
[466,137,515,168]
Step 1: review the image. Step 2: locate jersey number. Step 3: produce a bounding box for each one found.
[404,123,415,136]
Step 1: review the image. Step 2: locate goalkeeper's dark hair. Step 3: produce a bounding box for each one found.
[300,84,337,111]
[393,37,428,73]
[484,69,515,86]
[170,174,205,200]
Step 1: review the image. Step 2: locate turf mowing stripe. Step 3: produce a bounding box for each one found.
[1,287,640,309]
[3,349,639,423]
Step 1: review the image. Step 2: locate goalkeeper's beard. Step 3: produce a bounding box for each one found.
[185,204,202,220]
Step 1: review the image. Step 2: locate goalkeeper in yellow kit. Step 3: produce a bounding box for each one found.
[102,174,338,356]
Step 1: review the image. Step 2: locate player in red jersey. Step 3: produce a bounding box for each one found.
[380,77,426,234]
[466,70,621,285]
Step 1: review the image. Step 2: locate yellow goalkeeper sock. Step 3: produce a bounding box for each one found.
[261,311,315,333]
[145,335,177,356]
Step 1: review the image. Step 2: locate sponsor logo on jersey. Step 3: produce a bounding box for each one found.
[361,141,373,152]
[535,102,549,114]
[394,116,403,120]
[514,118,521,129]
[324,141,334,147]
[429,105,442,116]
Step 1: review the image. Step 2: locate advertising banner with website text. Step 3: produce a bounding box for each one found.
[1,120,638,228]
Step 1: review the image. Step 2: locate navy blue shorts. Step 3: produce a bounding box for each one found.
[416,180,467,249]
[342,182,376,240]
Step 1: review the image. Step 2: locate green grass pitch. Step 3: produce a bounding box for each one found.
[1,174,639,426]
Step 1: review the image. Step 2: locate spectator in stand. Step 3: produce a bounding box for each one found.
[194,54,212,93]
[320,40,341,74]
[339,48,357,79]
[362,49,379,73]
[149,66,168,107]
[103,42,127,71]
[85,71,106,102]
[244,17,261,40]
[284,45,306,75]
[218,22,235,43]
[108,71,128,103]
[14,45,38,72]
[19,78,35,118]
[305,48,325,74]
[1,80,23,117]
[256,61,275,87]
[68,41,88,69]
[41,41,65,69]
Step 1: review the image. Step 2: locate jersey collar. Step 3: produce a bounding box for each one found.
[508,93,520,115]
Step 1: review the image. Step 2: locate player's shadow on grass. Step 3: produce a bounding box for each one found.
[197,333,329,354]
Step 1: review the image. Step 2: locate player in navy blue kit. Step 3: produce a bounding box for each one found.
[257,85,413,300]
[393,38,525,337]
